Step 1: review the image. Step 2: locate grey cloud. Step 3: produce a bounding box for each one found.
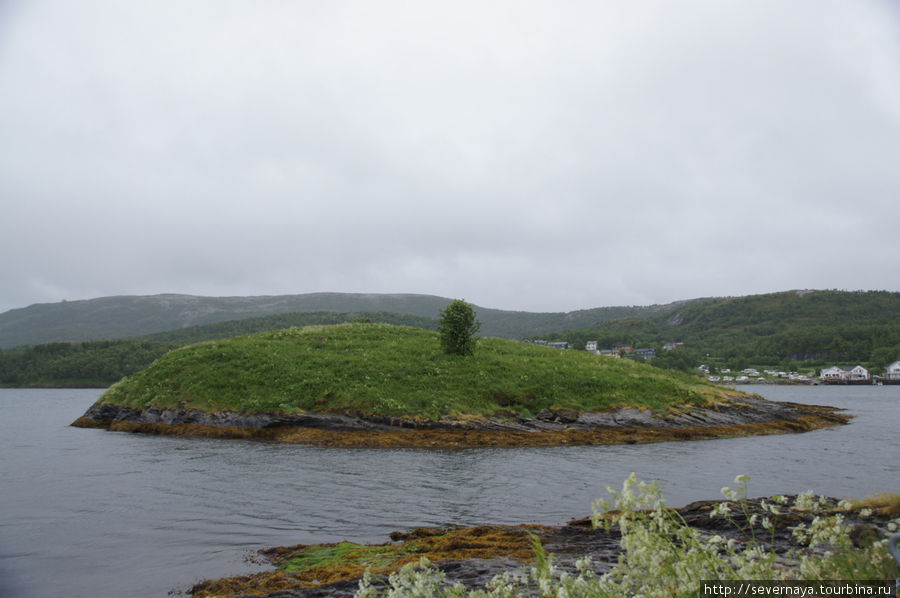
[1,1,899,314]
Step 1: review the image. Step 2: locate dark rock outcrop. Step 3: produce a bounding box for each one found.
[75,395,845,434]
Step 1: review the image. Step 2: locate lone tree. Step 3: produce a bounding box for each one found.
[438,299,481,356]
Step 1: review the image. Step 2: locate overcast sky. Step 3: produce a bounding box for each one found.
[2,1,899,315]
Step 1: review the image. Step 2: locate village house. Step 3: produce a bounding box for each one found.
[844,365,871,382]
[820,366,845,382]
[591,342,653,360]
[885,360,900,382]
[820,365,871,384]
[634,347,656,360]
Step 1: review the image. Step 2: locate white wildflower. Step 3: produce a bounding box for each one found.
[795,491,816,510]
[574,556,592,574]
[711,501,731,518]
[721,486,740,501]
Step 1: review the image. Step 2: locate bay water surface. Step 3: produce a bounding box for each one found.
[1,386,898,597]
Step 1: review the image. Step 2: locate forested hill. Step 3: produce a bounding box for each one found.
[0,292,687,348]
[0,311,437,387]
[3,289,899,387]
[553,290,900,371]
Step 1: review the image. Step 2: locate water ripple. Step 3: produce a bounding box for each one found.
[1,386,898,597]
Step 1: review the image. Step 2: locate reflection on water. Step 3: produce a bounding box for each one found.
[0,386,898,597]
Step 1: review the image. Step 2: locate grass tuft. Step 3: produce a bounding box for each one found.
[849,493,900,518]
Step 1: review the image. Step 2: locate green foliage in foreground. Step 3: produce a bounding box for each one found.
[355,475,900,597]
[98,323,734,418]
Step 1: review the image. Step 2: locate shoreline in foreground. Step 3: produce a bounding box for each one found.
[189,492,900,598]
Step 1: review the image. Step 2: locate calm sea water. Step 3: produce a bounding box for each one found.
[1,386,898,598]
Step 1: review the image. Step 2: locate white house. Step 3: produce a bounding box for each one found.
[844,365,870,382]
[585,341,598,352]
[885,360,900,381]
[820,366,844,382]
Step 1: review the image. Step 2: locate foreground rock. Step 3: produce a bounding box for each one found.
[72,396,848,448]
[188,496,899,598]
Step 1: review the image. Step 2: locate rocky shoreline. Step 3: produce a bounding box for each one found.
[188,495,900,598]
[71,396,849,448]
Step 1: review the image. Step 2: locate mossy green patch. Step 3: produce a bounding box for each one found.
[279,541,405,573]
[97,323,746,418]
[190,526,540,597]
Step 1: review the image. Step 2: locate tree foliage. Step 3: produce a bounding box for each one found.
[0,311,439,387]
[438,299,481,356]
[542,290,900,372]
[0,340,175,387]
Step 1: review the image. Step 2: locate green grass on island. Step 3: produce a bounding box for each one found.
[98,323,744,420]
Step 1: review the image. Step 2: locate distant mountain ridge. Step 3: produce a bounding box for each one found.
[0,292,686,348]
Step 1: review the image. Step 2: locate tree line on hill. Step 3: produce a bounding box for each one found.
[542,291,900,374]
[0,340,177,387]
[0,311,437,387]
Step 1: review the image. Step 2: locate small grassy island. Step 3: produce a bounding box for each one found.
[72,323,848,448]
